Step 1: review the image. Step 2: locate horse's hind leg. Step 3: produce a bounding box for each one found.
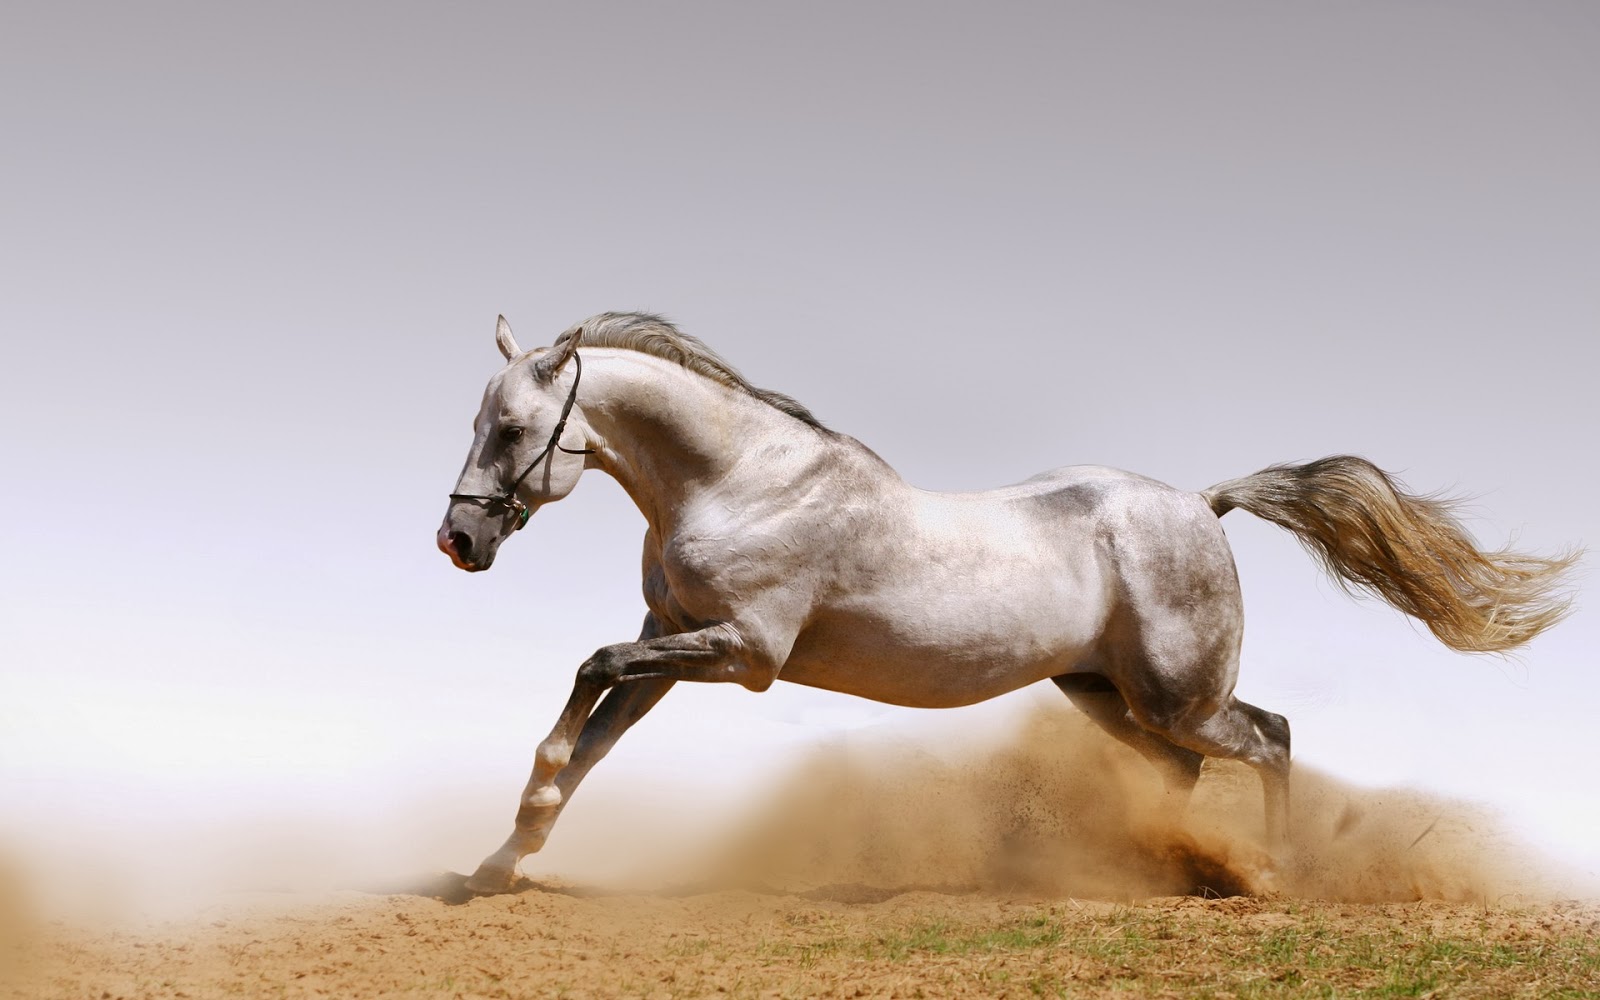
[1053,673,1204,804]
[1132,690,1292,849]
[1102,499,1292,850]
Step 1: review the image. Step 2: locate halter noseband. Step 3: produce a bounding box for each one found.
[448,351,595,530]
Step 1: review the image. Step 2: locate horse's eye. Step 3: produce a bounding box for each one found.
[499,426,525,444]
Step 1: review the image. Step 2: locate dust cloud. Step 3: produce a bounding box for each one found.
[1,704,1584,934]
[693,706,1581,904]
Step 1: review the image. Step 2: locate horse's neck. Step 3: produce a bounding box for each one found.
[583,351,827,533]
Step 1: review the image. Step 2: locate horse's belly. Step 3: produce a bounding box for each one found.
[778,604,1101,709]
[777,642,1088,708]
[773,528,1109,707]
[777,656,1078,708]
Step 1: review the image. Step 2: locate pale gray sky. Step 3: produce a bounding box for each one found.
[2,2,1596,906]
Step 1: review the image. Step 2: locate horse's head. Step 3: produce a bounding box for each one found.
[437,316,592,571]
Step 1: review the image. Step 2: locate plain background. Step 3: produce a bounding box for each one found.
[2,2,1595,906]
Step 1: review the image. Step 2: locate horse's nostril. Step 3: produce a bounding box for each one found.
[448,531,474,560]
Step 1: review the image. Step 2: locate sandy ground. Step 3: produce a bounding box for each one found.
[9,886,1599,999]
[6,709,1596,998]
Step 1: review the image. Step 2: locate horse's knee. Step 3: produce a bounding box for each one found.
[577,645,631,687]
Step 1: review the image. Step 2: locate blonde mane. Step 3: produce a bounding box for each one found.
[553,312,827,430]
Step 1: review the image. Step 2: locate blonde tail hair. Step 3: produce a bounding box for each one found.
[1204,456,1578,653]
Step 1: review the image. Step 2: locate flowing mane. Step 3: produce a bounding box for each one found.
[553,312,828,430]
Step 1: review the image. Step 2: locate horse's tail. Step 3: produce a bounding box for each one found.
[1203,455,1579,654]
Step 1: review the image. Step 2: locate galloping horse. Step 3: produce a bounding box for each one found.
[438,312,1575,894]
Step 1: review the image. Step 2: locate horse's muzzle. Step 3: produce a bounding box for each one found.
[437,526,491,572]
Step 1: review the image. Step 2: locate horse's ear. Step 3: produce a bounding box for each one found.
[534,327,582,383]
[495,315,521,361]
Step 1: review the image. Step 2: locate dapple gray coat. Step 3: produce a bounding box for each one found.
[439,313,1575,894]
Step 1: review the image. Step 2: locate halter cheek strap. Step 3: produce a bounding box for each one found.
[448,352,596,530]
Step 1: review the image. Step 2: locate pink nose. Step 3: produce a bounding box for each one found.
[438,526,480,570]
[441,521,483,569]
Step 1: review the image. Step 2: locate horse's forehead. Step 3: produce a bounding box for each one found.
[481,355,549,411]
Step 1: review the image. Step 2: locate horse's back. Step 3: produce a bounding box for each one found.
[939,464,1222,549]
[942,463,1239,626]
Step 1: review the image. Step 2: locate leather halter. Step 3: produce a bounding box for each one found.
[447,352,595,530]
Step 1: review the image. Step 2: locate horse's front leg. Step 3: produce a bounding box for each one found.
[466,622,762,893]
[465,675,674,893]
[522,623,761,805]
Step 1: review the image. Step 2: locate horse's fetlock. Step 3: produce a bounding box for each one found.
[523,785,562,810]
[536,740,571,771]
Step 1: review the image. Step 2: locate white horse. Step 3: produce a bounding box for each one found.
[439,312,1575,894]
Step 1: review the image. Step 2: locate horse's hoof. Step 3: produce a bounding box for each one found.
[463,863,517,895]
[1252,864,1281,897]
